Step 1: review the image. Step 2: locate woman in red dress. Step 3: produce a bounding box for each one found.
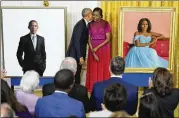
[86,7,111,92]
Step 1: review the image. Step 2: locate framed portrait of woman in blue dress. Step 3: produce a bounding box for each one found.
[118,7,176,73]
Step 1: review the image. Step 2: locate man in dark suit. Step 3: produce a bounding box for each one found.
[90,56,138,116]
[35,69,85,117]
[42,57,90,113]
[66,8,93,84]
[16,20,46,76]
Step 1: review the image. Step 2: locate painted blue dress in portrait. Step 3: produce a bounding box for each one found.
[125,35,168,68]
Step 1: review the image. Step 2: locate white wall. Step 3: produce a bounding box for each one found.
[1,1,100,85]
[1,1,100,46]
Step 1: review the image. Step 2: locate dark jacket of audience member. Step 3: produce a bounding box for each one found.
[139,67,179,118]
[1,79,32,118]
[35,69,85,117]
[89,83,130,117]
[90,56,138,115]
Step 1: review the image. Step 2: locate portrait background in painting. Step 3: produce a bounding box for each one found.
[123,12,171,44]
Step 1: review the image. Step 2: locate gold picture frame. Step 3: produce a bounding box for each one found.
[118,7,176,73]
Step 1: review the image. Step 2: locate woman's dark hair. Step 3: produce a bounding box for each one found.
[103,83,127,112]
[93,7,103,18]
[139,92,161,118]
[137,18,151,32]
[1,79,25,112]
[152,67,173,97]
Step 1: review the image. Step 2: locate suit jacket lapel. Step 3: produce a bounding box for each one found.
[36,35,40,51]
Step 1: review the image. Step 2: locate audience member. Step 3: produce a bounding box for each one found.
[89,83,130,117]
[16,70,40,115]
[42,57,90,113]
[1,79,32,118]
[35,69,85,117]
[42,83,55,96]
[139,67,179,118]
[90,56,138,115]
[139,92,161,118]
[1,69,7,79]
[1,103,15,118]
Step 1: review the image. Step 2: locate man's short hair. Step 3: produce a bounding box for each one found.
[110,56,125,75]
[82,8,92,17]
[60,57,77,73]
[28,20,38,28]
[103,83,127,112]
[54,69,74,90]
[20,70,40,93]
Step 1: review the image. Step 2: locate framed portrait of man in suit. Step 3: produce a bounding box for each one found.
[118,7,176,73]
[1,7,67,77]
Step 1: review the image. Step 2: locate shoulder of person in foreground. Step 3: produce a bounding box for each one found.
[69,97,85,117]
